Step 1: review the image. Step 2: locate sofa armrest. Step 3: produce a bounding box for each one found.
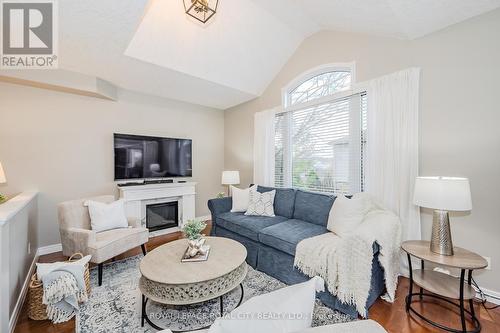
[207,197,232,218]
[60,227,97,256]
[208,197,232,236]
[127,217,142,228]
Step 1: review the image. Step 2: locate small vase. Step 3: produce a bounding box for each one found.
[187,237,206,257]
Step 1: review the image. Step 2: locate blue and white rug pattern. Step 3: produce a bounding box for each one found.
[76,255,351,332]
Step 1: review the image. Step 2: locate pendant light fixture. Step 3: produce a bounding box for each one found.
[183,0,219,24]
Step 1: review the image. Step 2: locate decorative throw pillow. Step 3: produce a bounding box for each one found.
[86,199,128,233]
[244,188,275,217]
[230,185,256,213]
[327,194,368,237]
[208,276,325,333]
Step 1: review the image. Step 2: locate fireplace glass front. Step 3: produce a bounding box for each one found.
[145,201,179,231]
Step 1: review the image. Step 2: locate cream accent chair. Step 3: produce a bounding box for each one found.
[58,195,149,286]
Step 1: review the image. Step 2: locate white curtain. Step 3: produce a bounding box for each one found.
[365,68,421,241]
[253,108,277,187]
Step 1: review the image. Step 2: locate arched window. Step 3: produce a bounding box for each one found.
[287,70,351,107]
[275,63,367,195]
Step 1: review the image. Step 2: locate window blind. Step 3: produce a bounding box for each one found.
[275,113,286,188]
[275,92,367,195]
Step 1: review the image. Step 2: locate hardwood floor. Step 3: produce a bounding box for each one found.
[371,278,500,333]
[14,224,500,333]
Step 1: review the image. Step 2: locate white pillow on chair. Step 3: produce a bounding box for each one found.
[86,199,128,233]
[208,276,324,333]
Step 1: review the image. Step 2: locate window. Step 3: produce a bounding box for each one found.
[275,65,367,195]
[288,71,351,106]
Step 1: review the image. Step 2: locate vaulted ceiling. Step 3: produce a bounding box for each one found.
[16,0,500,108]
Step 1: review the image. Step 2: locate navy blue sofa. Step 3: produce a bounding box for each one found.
[208,186,385,318]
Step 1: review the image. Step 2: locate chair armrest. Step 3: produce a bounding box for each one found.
[127,217,142,228]
[60,227,97,255]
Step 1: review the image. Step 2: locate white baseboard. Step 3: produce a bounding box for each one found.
[477,286,500,305]
[196,215,212,222]
[9,252,38,333]
[37,243,62,256]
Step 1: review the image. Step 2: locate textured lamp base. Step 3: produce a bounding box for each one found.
[430,210,454,256]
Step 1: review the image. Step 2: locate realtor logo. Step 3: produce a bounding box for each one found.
[1,0,58,69]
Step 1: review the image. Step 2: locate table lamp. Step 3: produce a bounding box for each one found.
[413,176,472,256]
[0,162,6,204]
[221,171,240,196]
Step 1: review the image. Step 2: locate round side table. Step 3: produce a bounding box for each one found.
[402,240,487,333]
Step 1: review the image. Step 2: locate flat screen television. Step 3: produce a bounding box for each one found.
[114,133,192,180]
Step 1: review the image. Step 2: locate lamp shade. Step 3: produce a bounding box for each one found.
[0,163,6,184]
[221,171,240,185]
[414,176,472,211]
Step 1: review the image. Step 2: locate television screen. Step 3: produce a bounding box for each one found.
[114,133,192,180]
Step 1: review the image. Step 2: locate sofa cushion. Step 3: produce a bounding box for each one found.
[257,186,296,219]
[217,212,288,241]
[293,190,335,226]
[258,219,328,255]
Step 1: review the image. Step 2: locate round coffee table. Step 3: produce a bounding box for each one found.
[139,236,247,331]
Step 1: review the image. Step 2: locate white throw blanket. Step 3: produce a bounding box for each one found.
[294,210,401,317]
[37,255,91,323]
[42,266,88,323]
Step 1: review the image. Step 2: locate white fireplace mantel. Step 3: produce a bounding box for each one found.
[118,182,196,234]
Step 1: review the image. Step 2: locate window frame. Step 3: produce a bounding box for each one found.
[276,62,369,194]
[281,62,357,113]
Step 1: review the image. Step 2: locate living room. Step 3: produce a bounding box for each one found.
[0,0,499,332]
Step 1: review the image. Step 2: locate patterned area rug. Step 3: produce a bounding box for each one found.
[77,255,352,332]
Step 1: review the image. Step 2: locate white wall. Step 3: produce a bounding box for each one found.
[0,83,225,247]
[224,9,500,291]
[0,191,38,333]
